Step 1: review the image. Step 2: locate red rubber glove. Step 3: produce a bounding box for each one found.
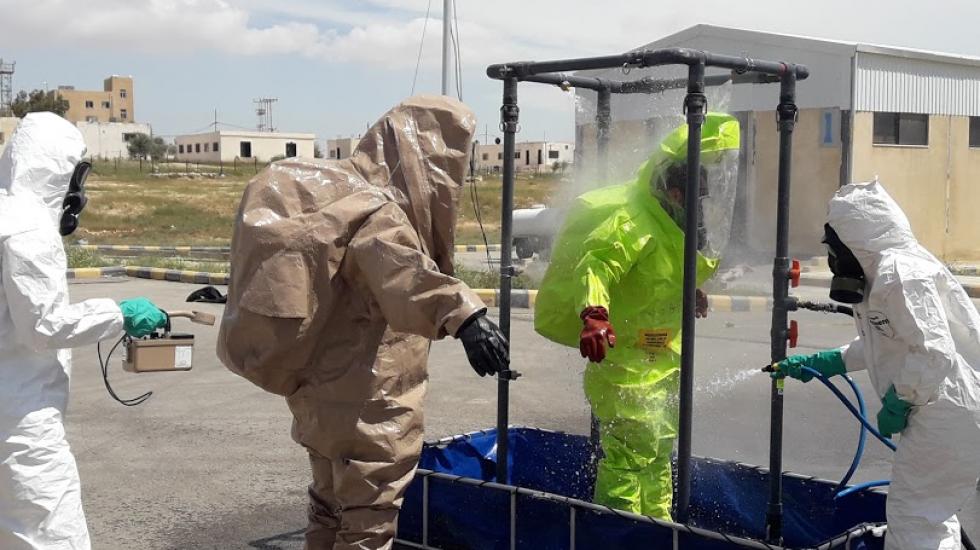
[580,306,616,363]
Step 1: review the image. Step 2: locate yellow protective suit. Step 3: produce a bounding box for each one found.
[535,113,739,519]
[217,96,485,550]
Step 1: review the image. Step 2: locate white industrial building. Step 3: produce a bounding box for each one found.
[575,24,980,261]
[76,121,153,159]
[474,141,574,174]
[175,130,316,163]
[327,137,361,160]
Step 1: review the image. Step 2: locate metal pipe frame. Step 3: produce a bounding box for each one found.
[765,69,799,545]
[488,46,808,535]
[487,47,809,81]
[495,76,520,483]
[674,58,707,523]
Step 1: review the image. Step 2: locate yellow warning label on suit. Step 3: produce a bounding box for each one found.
[638,329,671,352]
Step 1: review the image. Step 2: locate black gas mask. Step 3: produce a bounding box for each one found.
[658,163,709,250]
[824,224,866,304]
[59,161,91,236]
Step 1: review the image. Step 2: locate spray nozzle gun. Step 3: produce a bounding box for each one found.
[761,363,780,374]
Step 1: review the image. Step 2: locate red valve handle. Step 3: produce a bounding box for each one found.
[789,259,801,288]
[788,320,799,348]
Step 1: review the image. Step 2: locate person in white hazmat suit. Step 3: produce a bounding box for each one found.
[0,112,167,549]
[775,181,980,549]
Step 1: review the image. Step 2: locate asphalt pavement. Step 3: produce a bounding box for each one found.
[61,278,978,548]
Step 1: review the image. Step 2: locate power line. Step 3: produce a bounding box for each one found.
[411,0,434,96]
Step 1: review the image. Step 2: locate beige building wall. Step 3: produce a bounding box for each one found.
[0,117,20,155]
[851,112,950,258]
[850,112,980,262]
[475,142,503,173]
[59,75,134,124]
[946,116,980,261]
[748,108,843,257]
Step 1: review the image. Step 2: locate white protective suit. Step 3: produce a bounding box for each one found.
[0,113,124,549]
[829,181,980,550]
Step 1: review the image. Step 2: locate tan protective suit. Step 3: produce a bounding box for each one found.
[217,96,485,550]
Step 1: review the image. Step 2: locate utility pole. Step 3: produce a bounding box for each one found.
[441,0,452,95]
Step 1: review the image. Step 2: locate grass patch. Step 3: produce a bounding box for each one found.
[90,158,267,183]
[453,262,534,290]
[74,171,561,247]
[66,247,114,268]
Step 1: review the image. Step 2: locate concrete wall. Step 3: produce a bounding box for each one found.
[76,121,152,159]
[475,142,503,173]
[516,142,574,173]
[852,112,980,262]
[748,108,843,257]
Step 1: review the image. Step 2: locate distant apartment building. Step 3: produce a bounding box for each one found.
[474,140,574,174]
[175,130,316,163]
[327,137,361,160]
[58,75,134,124]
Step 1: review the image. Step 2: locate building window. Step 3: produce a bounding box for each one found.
[514,152,521,160]
[482,153,489,161]
[123,133,136,142]
[969,117,980,148]
[548,150,560,159]
[102,101,110,109]
[213,142,219,152]
[537,150,543,165]
[285,142,297,157]
[329,150,336,158]
[240,141,252,158]
[873,112,928,146]
[120,89,127,98]
[85,100,94,109]
[497,152,502,160]
[195,143,201,153]
[179,144,184,154]
[565,145,569,150]
[120,109,128,120]
[204,143,209,152]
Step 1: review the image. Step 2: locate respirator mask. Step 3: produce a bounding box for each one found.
[59,161,91,236]
[824,224,866,304]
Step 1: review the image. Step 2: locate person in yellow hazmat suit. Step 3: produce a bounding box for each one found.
[535,113,740,519]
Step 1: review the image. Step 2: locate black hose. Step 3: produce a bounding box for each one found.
[98,336,153,406]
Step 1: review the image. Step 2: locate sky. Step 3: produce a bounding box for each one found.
[3,0,980,144]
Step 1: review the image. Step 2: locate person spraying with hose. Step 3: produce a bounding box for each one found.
[535,113,740,519]
[773,181,980,550]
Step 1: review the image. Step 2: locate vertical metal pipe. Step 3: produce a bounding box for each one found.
[596,86,612,182]
[675,60,707,524]
[589,84,612,469]
[441,0,451,95]
[765,69,798,545]
[496,77,520,483]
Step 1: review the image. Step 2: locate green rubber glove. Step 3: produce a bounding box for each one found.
[876,385,912,438]
[119,297,167,338]
[770,349,846,382]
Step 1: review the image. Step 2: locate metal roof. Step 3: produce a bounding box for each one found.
[641,24,980,69]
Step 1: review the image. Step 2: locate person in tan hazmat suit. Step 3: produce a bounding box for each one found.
[217,96,509,550]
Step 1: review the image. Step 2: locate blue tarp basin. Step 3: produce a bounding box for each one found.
[396,427,887,550]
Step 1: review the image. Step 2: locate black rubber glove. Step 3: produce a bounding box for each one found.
[456,310,509,377]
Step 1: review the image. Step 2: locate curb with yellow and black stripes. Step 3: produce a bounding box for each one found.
[65,269,773,313]
[67,266,229,285]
